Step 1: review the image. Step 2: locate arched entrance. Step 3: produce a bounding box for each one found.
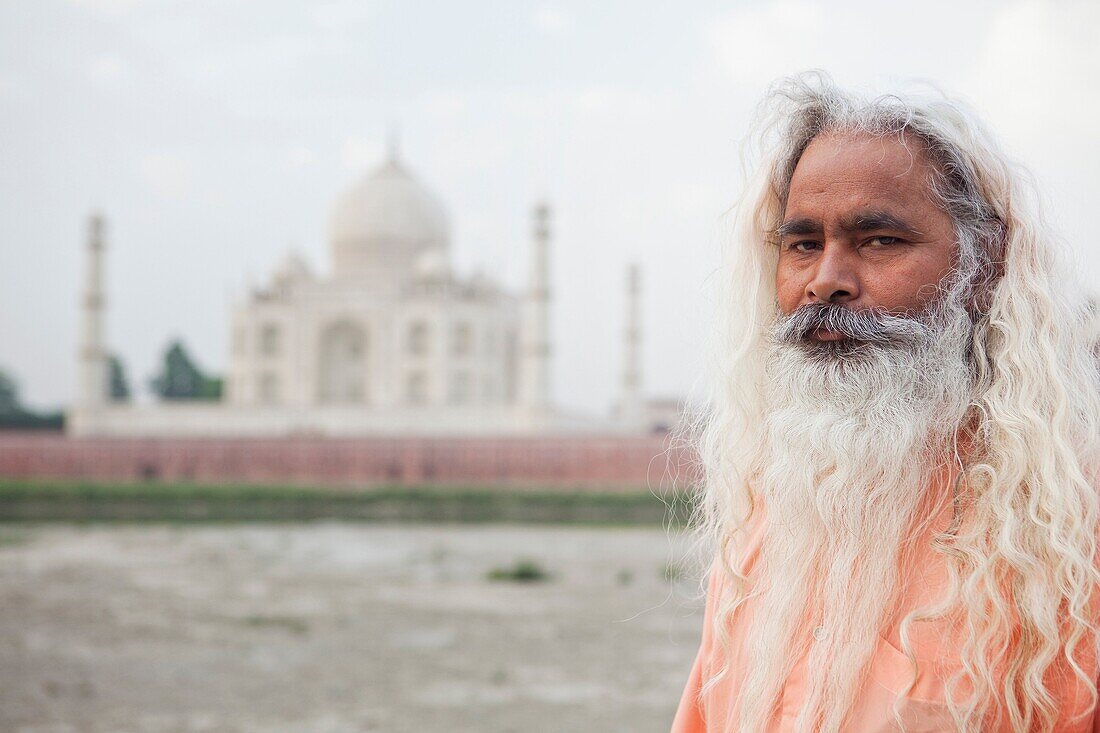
[318,320,368,404]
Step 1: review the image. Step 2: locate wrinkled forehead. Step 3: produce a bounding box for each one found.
[779,131,950,235]
[787,131,938,201]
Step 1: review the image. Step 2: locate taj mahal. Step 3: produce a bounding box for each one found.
[67,145,670,437]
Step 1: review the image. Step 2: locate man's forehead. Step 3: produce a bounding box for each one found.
[782,132,940,228]
[787,130,932,193]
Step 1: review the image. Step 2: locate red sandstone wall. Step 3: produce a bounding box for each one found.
[0,432,696,492]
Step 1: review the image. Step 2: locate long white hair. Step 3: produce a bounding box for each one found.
[686,71,1100,731]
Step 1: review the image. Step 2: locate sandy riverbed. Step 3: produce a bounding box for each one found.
[0,523,707,733]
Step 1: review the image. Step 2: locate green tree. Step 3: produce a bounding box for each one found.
[149,339,222,401]
[198,375,223,400]
[109,353,131,401]
[0,368,21,417]
[0,366,63,430]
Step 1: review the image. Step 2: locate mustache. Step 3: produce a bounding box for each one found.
[771,303,934,345]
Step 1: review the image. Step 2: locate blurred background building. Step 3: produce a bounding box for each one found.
[67,144,672,438]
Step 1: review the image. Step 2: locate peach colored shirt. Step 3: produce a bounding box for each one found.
[670,504,1100,732]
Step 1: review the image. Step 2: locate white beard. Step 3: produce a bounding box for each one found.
[733,294,975,732]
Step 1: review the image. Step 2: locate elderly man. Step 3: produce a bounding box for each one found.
[672,74,1100,732]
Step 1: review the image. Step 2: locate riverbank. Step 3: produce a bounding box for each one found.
[0,521,706,733]
[0,479,695,525]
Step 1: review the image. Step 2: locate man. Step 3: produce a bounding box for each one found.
[671,73,1100,732]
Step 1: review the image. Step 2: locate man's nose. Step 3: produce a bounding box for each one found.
[805,247,859,304]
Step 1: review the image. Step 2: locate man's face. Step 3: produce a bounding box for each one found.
[774,132,958,343]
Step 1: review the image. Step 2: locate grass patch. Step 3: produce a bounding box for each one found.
[239,614,309,635]
[487,558,551,583]
[0,478,694,526]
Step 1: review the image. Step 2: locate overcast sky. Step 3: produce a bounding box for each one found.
[1,0,1097,416]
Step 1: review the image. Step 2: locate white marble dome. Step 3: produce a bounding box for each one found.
[329,153,450,278]
[413,246,451,280]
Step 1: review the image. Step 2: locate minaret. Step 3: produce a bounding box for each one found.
[76,212,109,414]
[619,263,645,426]
[519,201,552,414]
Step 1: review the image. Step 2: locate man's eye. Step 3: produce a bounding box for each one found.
[868,236,901,246]
[788,241,820,252]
